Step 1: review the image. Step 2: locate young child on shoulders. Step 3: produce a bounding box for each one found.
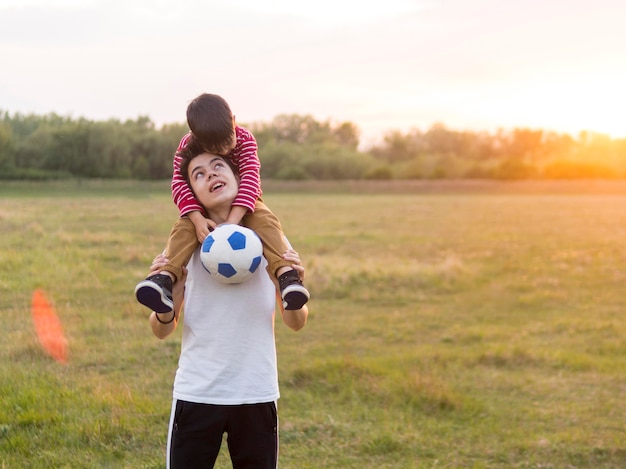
[135,93,309,312]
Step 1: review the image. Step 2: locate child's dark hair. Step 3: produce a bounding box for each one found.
[178,135,239,186]
[186,93,234,153]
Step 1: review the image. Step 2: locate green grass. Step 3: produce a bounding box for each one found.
[1,180,626,468]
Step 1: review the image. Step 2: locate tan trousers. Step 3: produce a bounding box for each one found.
[162,199,290,282]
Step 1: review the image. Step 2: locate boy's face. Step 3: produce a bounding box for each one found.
[187,153,239,211]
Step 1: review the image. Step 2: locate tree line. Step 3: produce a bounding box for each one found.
[1,110,625,180]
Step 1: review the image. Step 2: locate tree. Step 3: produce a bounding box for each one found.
[2,109,626,181]
[0,121,14,170]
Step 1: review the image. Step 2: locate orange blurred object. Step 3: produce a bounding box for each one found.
[31,289,68,364]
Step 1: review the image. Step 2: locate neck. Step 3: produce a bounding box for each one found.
[205,206,230,225]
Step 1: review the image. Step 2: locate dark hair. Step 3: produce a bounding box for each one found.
[178,135,239,187]
[186,93,234,153]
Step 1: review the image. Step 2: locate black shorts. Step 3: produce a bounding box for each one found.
[167,399,278,469]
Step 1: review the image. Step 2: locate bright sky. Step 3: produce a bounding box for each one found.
[1,0,625,147]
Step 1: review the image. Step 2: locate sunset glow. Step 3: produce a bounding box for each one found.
[1,0,624,143]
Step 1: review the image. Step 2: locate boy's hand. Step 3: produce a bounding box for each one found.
[283,248,305,282]
[149,253,168,276]
[188,211,217,243]
[193,217,216,243]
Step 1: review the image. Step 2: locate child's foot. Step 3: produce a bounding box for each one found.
[278,269,310,310]
[135,274,174,313]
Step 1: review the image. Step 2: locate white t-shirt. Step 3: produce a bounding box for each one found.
[172,248,279,405]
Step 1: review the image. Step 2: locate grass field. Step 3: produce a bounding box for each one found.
[1,179,625,468]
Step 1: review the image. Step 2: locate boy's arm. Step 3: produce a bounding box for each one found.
[280,302,308,332]
[231,127,261,215]
[225,205,248,225]
[149,309,178,339]
[276,248,308,331]
[149,257,186,339]
[172,134,216,241]
[172,134,205,217]
[188,210,216,242]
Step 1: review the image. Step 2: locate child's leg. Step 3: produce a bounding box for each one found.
[241,200,291,279]
[242,200,309,310]
[135,217,199,313]
[162,217,200,282]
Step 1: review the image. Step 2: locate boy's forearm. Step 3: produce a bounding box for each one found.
[187,210,205,224]
[149,311,177,339]
[282,305,308,331]
[226,205,248,225]
[149,283,183,339]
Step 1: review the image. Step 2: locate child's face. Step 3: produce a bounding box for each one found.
[202,116,236,157]
[214,128,237,156]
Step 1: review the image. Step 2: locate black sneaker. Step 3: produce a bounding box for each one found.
[135,274,174,313]
[278,270,310,310]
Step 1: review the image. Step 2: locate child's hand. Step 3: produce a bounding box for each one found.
[192,217,217,243]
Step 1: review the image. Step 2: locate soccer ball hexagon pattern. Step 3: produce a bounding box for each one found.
[200,224,263,284]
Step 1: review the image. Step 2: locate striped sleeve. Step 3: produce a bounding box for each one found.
[231,126,262,213]
[172,133,204,217]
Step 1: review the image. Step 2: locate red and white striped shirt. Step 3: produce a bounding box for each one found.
[171,126,262,216]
